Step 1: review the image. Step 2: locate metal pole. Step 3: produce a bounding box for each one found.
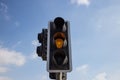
[56,72,67,80]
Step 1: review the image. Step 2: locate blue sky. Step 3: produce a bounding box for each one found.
[0,0,120,80]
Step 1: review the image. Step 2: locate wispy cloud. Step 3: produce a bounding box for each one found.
[0,47,26,66]
[41,75,47,80]
[12,41,22,49]
[0,2,10,21]
[71,0,90,6]
[0,41,3,45]
[32,40,39,47]
[30,51,38,59]
[70,65,120,80]
[92,72,107,80]
[0,2,8,13]
[108,70,120,80]
[68,64,89,80]
[0,77,11,80]
[14,21,20,27]
[91,6,120,37]
[76,64,89,74]
[31,40,39,59]
[0,67,9,73]
[0,1,20,26]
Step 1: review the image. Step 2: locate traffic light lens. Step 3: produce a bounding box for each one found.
[55,39,64,48]
[54,17,64,28]
[53,32,66,48]
[54,52,65,65]
[54,32,65,39]
[53,50,66,66]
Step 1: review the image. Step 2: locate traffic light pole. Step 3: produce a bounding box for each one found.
[56,72,66,80]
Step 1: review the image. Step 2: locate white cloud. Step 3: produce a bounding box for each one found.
[31,40,39,59]
[109,74,120,80]
[92,72,107,80]
[0,67,9,73]
[108,70,120,80]
[76,64,89,74]
[0,47,26,66]
[0,2,10,21]
[41,75,47,80]
[71,0,90,6]
[0,77,11,80]
[68,64,89,80]
[32,40,39,47]
[30,51,38,59]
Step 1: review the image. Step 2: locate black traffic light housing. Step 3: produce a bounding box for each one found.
[47,17,72,72]
[37,29,47,60]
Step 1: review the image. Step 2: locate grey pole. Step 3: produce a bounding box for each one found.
[56,72,67,80]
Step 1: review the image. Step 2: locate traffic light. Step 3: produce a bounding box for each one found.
[47,17,72,72]
[37,29,47,61]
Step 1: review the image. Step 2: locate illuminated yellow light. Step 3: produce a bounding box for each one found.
[55,39,64,48]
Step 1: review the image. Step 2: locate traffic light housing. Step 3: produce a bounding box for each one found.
[37,29,47,60]
[47,17,72,72]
